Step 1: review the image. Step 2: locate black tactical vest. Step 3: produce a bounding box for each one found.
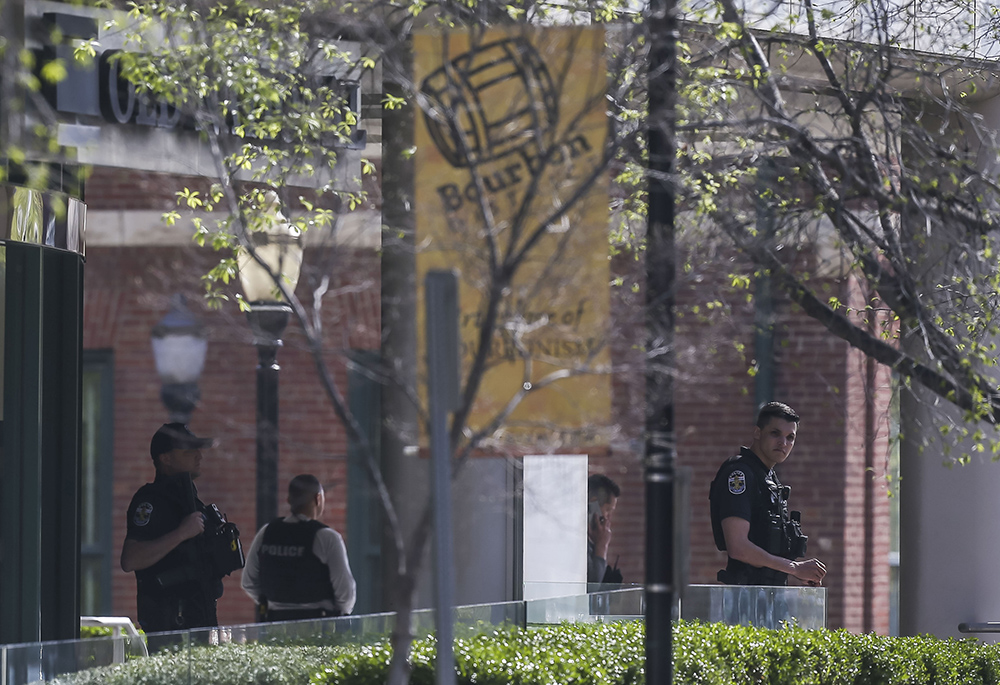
[133,474,214,595]
[709,448,795,586]
[259,518,336,604]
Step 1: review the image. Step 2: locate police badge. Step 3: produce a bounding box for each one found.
[728,470,746,495]
[133,502,153,526]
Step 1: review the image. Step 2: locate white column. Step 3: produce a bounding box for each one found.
[899,389,1000,641]
[522,454,588,600]
[898,93,1000,641]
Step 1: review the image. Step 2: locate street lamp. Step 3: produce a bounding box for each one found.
[237,193,304,531]
[151,295,208,423]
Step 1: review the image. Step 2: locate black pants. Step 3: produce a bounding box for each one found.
[137,591,218,633]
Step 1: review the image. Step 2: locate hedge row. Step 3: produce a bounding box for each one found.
[671,621,1000,684]
[56,642,348,685]
[55,619,1000,685]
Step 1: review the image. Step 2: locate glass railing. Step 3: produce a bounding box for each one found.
[2,634,147,685]
[1,584,824,684]
[1,601,528,685]
[524,583,647,624]
[681,584,827,630]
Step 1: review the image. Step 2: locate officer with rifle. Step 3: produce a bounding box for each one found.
[121,423,244,632]
[710,402,827,586]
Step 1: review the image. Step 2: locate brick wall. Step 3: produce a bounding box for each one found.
[600,252,647,585]
[86,168,212,212]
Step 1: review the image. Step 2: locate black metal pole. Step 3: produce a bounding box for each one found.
[645,0,677,678]
[256,342,280,531]
[248,304,290,532]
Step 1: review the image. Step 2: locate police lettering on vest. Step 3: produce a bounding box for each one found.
[260,544,306,557]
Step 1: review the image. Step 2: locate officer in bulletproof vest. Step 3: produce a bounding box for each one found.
[121,423,245,633]
[709,402,827,587]
[241,474,357,621]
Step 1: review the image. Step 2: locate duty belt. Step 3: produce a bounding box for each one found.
[717,566,787,586]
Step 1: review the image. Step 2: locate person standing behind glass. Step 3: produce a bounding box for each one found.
[121,423,224,632]
[242,474,356,621]
[587,473,621,585]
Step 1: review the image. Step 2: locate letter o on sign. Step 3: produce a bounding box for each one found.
[99,50,136,124]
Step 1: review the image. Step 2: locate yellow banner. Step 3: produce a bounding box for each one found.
[414,25,610,448]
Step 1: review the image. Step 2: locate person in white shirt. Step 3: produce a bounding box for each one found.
[241,474,356,621]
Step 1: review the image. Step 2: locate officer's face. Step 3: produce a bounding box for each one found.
[753,418,797,469]
[161,448,204,479]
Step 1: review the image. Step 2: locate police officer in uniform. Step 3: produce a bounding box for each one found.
[710,402,827,586]
[241,474,356,620]
[121,423,233,632]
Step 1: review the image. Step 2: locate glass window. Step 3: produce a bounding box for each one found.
[80,352,113,616]
[347,350,382,614]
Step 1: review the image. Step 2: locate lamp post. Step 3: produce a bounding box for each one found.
[646,0,678,679]
[151,295,208,423]
[237,194,304,531]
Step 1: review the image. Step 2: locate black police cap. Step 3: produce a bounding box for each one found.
[150,423,216,460]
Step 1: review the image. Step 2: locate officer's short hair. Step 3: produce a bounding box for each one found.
[588,473,620,506]
[756,401,800,428]
[288,474,323,514]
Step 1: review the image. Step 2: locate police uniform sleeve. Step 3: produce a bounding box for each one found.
[714,464,757,523]
[313,528,357,615]
[240,524,268,605]
[125,486,176,543]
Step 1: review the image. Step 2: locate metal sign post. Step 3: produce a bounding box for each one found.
[425,270,460,685]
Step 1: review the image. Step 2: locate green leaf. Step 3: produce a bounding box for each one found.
[40,59,67,84]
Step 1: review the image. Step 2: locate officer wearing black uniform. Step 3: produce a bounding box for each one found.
[121,423,244,632]
[709,402,827,586]
[241,474,356,621]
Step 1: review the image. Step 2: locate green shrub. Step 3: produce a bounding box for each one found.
[673,621,1000,685]
[313,621,1000,685]
[312,622,645,685]
[54,643,350,685]
[79,626,114,640]
[54,619,1000,685]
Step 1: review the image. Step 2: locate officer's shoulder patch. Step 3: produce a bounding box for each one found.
[133,502,154,527]
[727,470,747,495]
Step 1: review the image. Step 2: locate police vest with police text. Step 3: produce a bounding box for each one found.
[258,518,337,604]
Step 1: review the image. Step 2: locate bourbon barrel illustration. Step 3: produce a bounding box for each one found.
[420,37,559,169]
